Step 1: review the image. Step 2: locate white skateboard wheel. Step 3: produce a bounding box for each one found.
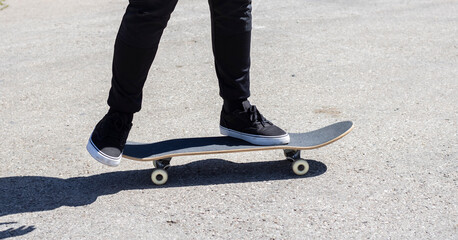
[151,169,168,185]
[292,159,309,176]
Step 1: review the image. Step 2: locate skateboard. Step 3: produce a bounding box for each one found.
[123,121,354,185]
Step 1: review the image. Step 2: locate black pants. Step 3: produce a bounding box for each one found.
[108,0,252,113]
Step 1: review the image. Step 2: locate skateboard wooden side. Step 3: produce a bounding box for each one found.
[123,121,353,161]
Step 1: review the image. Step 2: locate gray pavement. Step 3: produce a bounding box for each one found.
[0,0,457,239]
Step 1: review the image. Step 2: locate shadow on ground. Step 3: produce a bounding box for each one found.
[0,222,35,240]
[0,159,326,221]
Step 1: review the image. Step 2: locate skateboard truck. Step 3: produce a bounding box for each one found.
[153,158,171,170]
[284,149,301,161]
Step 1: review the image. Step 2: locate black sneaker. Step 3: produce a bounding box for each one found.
[86,110,133,166]
[220,101,290,145]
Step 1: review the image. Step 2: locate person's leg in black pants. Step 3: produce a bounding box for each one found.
[108,0,179,113]
[209,0,289,145]
[87,0,179,166]
[208,0,252,105]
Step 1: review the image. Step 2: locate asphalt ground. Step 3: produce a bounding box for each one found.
[0,0,457,239]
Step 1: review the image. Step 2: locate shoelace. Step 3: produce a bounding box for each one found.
[247,105,272,127]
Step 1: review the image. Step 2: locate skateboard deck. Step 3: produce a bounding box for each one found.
[123,121,353,185]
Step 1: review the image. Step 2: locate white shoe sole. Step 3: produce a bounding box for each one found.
[220,126,290,146]
[86,137,121,167]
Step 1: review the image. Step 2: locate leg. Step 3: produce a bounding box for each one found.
[209,0,290,146]
[88,0,178,166]
[108,0,179,113]
[208,0,252,102]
